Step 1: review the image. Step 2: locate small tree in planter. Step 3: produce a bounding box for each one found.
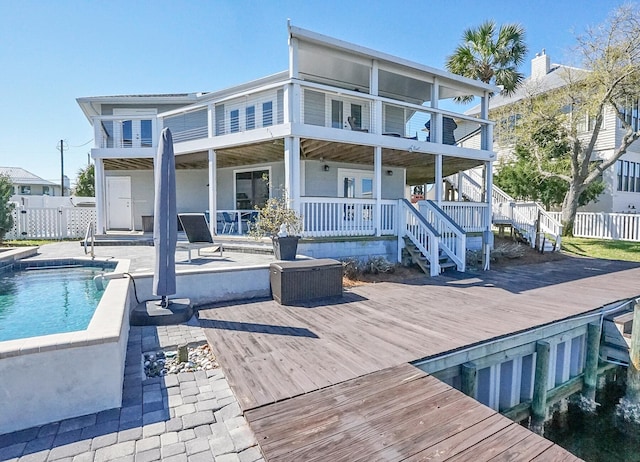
[249,193,303,260]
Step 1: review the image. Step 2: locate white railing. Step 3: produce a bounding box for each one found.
[93,115,156,149]
[418,200,466,272]
[548,211,640,241]
[6,206,97,240]
[463,168,563,250]
[440,202,488,233]
[299,197,396,237]
[399,199,440,276]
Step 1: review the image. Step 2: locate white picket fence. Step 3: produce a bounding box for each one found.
[5,206,96,240]
[548,211,640,241]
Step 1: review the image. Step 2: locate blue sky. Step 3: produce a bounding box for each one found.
[0,0,626,186]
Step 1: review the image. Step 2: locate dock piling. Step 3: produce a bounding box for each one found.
[531,340,550,434]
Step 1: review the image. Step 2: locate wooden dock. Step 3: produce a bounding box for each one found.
[199,257,640,460]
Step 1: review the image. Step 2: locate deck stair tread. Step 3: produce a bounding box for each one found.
[402,236,455,275]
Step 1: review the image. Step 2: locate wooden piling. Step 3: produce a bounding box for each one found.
[461,362,477,398]
[626,302,640,402]
[583,322,601,401]
[531,340,550,434]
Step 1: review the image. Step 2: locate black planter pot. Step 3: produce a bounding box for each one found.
[272,236,299,260]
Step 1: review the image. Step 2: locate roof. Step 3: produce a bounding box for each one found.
[0,167,56,186]
[466,63,589,114]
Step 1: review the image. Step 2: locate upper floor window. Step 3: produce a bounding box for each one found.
[20,185,31,195]
[617,159,640,192]
[246,106,255,130]
[263,102,273,127]
[619,99,640,132]
[230,109,240,133]
[43,186,51,196]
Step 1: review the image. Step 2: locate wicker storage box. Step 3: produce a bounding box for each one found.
[270,259,343,305]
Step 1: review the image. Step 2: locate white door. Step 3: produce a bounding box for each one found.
[106,176,132,230]
[338,169,374,225]
[113,109,156,148]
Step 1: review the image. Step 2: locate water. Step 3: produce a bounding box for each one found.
[544,375,640,461]
[0,266,105,342]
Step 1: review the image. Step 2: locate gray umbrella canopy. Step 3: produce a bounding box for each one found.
[152,128,177,305]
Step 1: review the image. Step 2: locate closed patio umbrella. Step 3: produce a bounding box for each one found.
[153,127,177,307]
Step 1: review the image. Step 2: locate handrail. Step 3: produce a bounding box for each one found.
[419,200,466,272]
[399,199,440,276]
[466,168,563,251]
[84,222,95,259]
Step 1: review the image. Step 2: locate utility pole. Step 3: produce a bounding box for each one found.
[59,139,65,196]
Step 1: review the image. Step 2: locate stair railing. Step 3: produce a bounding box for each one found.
[418,200,466,272]
[466,168,563,251]
[83,222,95,259]
[399,199,440,276]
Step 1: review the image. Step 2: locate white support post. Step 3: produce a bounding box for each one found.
[371,60,381,134]
[435,154,443,205]
[374,146,382,237]
[207,104,214,138]
[481,91,490,151]
[208,149,217,235]
[457,170,464,201]
[284,137,301,213]
[288,33,299,79]
[94,158,106,234]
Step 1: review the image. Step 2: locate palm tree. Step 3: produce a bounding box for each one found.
[446,20,528,102]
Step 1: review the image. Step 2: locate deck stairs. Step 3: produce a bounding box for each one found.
[445,169,563,253]
[399,199,465,276]
[402,236,456,274]
[602,301,636,365]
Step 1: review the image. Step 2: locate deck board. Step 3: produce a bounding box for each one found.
[199,257,640,460]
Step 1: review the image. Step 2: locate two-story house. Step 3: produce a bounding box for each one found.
[1,167,67,201]
[77,24,498,274]
[478,51,640,214]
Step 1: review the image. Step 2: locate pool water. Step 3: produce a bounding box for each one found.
[0,266,105,342]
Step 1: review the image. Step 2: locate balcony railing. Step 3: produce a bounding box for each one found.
[93,116,157,149]
[300,197,396,237]
[93,80,492,151]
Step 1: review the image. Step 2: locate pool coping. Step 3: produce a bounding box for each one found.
[0,257,130,359]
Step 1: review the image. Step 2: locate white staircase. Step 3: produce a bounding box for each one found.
[398,199,466,276]
[446,169,563,252]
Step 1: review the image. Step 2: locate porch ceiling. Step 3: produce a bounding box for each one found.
[103,138,482,184]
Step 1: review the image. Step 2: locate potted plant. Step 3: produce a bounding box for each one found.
[249,193,303,260]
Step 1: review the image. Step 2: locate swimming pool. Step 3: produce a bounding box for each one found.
[0,257,131,435]
[0,265,110,342]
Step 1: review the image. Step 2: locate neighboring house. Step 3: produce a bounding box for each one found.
[0,166,67,200]
[77,24,497,270]
[470,51,640,214]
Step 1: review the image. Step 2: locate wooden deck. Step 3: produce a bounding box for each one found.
[199,257,640,460]
[246,364,581,461]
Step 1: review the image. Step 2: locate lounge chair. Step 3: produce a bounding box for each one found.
[347,116,368,132]
[177,213,224,263]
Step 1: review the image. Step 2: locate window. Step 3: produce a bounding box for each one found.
[331,100,343,128]
[43,186,50,196]
[141,119,153,147]
[235,169,269,210]
[351,104,362,129]
[20,185,31,195]
[303,90,325,126]
[246,106,255,130]
[215,104,225,135]
[230,109,240,133]
[262,102,273,127]
[617,159,640,193]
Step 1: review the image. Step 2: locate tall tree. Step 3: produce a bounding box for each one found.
[74,164,95,197]
[494,4,640,235]
[446,20,528,102]
[0,174,15,243]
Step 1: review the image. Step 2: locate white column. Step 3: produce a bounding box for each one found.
[208,149,217,235]
[288,34,299,79]
[207,103,214,138]
[374,146,382,237]
[457,170,464,201]
[371,60,381,134]
[434,154,443,205]
[94,157,106,233]
[284,137,301,213]
[481,91,490,151]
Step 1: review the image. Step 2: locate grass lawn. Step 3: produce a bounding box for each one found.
[3,239,53,247]
[562,237,640,262]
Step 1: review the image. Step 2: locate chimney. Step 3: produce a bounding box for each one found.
[531,49,550,80]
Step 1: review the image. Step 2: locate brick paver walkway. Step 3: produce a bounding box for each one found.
[0,320,264,462]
